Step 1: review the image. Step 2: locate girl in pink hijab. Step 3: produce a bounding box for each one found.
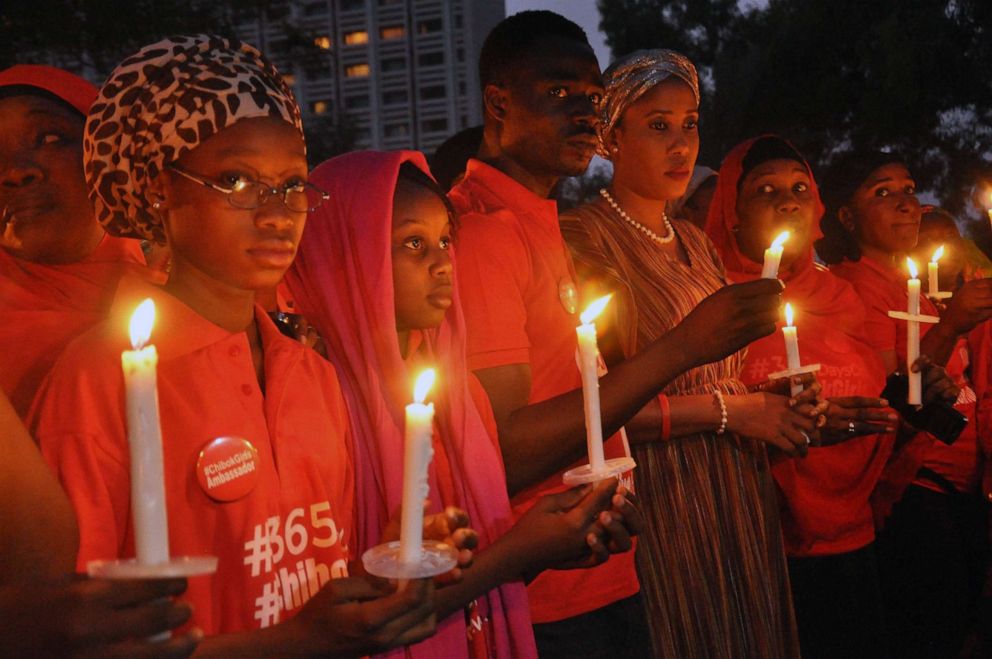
[286,150,638,659]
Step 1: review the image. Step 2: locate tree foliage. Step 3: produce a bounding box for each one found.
[598,0,992,241]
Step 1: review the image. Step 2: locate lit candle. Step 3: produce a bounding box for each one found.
[400,368,436,565]
[928,245,944,297]
[906,258,922,405]
[782,303,802,396]
[987,192,992,231]
[761,231,790,279]
[576,295,612,473]
[121,298,169,565]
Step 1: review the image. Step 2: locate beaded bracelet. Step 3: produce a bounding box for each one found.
[658,393,671,442]
[713,389,728,435]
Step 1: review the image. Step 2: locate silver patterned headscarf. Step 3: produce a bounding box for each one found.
[597,49,699,158]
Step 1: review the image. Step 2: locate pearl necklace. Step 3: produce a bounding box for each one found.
[599,188,675,245]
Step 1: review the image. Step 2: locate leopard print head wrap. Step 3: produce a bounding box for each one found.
[84,34,303,242]
[597,49,699,159]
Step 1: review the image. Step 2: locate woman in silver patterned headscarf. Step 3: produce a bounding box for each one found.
[36,34,444,654]
[560,49,809,658]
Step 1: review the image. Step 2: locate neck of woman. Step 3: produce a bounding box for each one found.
[608,179,671,236]
[164,261,256,333]
[859,243,897,268]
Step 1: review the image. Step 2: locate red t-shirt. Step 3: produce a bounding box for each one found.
[739,268,891,556]
[831,257,980,502]
[34,279,354,636]
[450,160,639,624]
[0,234,146,420]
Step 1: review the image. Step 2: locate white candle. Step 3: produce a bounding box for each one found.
[577,295,612,473]
[782,303,802,396]
[928,245,944,296]
[906,258,922,405]
[400,368,436,565]
[122,298,169,565]
[761,231,790,279]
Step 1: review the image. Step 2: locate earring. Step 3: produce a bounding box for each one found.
[152,201,161,209]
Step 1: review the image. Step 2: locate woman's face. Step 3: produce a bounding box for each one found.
[158,117,308,294]
[610,78,699,202]
[842,163,920,256]
[0,94,103,263]
[734,158,815,267]
[391,178,453,332]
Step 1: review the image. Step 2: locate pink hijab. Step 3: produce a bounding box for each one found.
[285,150,535,659]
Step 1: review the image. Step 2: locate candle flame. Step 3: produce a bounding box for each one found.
[906,257,919,279]
[413,368,436,404]
[931,245,944,263]
[128,298,155,350]
[784,303,794,327]
[770,231,790,250]
[580,294,613,325]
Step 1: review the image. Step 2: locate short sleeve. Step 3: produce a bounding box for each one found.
[454,211,532,371]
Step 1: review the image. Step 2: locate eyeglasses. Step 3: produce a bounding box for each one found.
[168,165,330,212]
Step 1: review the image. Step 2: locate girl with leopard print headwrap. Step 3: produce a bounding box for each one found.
[32,34,452,654]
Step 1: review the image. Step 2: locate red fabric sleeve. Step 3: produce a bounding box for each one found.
[455,211,532,371]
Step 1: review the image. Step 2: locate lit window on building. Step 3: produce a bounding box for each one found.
[420,85,446,100]
[344,30,370,46]
[417,18,443,34]
[421,118,448,133]
[380,25,405,40]
[314,36,332,50]
[417,51,444,67]
[385,123,409,137]
[345,63,371,78]
[311,100,330,114]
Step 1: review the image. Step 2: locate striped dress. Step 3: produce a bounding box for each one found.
[560,198,800,659]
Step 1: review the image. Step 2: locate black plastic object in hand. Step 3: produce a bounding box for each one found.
[880,372,967,445]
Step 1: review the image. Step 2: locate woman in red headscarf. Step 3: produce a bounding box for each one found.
[705,135,904,658]
[816,149,989,659]
[0,64,147,420]
[285,149,641,659]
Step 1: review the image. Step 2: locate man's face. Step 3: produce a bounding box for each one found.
[496,37,604,178]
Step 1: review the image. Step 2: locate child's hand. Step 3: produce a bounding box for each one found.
[423,506,478,585]
[382,505,478,586]
[286,575,436,656]
[0,575,200,658]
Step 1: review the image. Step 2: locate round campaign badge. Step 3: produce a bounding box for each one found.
[196,437,259,502]
[558,278,579,314]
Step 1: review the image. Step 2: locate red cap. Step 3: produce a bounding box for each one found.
[0,64,98,116]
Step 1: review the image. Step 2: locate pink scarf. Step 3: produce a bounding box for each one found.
[285,150,535,659]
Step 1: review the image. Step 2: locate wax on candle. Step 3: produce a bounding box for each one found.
[761,231,790,279]
[928,245,944,296]
[577,294,612,473]
[122,298,170,565]
[399,368,436,565]
[782,303,802,396]
[906,258,922,405]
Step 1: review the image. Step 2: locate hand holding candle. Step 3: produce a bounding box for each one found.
[122,298,170,566]
[761,231,790,279]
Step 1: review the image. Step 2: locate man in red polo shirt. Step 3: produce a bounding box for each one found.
[450,11,787,657]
